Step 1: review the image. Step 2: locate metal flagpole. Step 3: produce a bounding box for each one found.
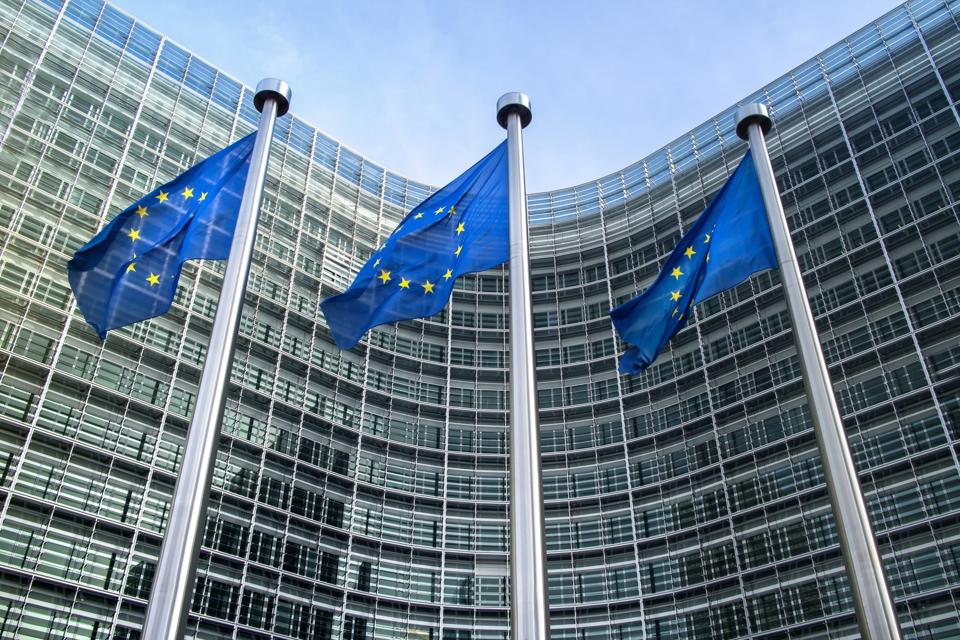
[497,93,550,640]
[737,103,901,640]
[141,78,291,640]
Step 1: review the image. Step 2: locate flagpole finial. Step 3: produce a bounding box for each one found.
[497,92,532,129]
[736,102,771,140]
[254,78,292,117]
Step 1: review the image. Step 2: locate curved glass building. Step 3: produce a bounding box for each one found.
[1,0,960,638]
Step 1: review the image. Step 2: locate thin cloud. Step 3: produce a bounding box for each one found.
[115,0,899,191]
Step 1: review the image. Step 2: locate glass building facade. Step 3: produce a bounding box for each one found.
[0,0,959,637]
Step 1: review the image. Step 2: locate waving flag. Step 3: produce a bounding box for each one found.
[67,134,255,339]
[321,142,509,349]
[610,150,777,374]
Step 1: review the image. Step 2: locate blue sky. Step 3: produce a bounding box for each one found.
[114,0,898,193]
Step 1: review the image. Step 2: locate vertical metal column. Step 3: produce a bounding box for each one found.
[497,92,550,640]
[737,103,901,640]
[141,78,292,640]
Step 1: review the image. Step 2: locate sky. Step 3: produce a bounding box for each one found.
[113,0,899,193]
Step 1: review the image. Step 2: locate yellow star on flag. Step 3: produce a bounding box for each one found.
[670,290,681,301]
[378,270,391,284]
[414,212,424,219]
[704,233,711,243]
[456,222,465,235]
[670,267,683,280]
[454,245,463,257]
[672,307,679,317]
[684,246,696,259]
[199,192,207,202]
[422,280,435,294]
[448,205,456,216]
[435,207,445,215]
[399,277,411,289]
[443,269,453,280]
[126,262,136,273]
[127,228,141,242]
[136,205,148,218]
[182,187,194,199]
[146,273,160,286]
[155,191,169,203]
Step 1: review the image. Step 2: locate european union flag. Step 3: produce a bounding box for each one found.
[610,150,777,374]
[321,142,508,349]
[68,133,256,339]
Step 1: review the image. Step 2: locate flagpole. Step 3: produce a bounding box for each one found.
[497,92,550,640]
[141,78,291,640]
[737,103,901,640]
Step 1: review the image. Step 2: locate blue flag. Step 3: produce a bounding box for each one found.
[610,150,777,374]
[68,133,256,339]
[321,142,508,349]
